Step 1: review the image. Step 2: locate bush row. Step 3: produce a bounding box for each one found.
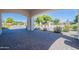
[39,23,78,33]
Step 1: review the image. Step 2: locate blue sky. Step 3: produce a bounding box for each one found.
[48,9,77,22]
[2,9,77,22]
[2,13,27,22]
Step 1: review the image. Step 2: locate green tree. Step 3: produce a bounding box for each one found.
[53,18,60,25]
[13,21,17,25]
[6,17,14,23]
[42,15,52,24]
[35,15,52,25]
[35,15,52,30]
[73,23,78,31]
[74,15,78,23]
[35,16,43,25]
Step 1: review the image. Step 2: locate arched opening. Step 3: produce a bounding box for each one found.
[2,13,27,30]
[33,9,78,49]
[34,10,78,32]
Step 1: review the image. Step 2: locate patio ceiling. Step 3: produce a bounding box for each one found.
[0,9,54,17]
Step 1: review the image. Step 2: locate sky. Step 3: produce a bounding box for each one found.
[48,9,77,22]
[2,9,77,22]
[2,13,27,22]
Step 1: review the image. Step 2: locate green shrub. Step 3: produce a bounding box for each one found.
[43,28,47,31]
[73,24,78,31]
[63,23,72,32]
[54,26,62,33]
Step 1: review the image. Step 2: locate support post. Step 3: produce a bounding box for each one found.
[31,17,34,31]
[0,14,2,35]
[27,17,31,31]
[78,9,79,40]
[27,17,34,31]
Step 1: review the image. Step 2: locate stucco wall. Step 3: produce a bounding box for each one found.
[0,30,2,35]
[78,10,79,39]
[0,13,2,35]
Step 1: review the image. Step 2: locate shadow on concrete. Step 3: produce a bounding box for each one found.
[0,28,78,50]
[63,34,79,49]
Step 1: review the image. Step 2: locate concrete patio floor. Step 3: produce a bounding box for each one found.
[0,28,79,50]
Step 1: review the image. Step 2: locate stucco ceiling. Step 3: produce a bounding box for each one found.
[0,9,53,17]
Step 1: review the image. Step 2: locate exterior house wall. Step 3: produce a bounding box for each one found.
[78,10,79,39]
[0,14,2,35]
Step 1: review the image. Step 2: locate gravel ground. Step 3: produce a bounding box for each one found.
[0,27,79,50]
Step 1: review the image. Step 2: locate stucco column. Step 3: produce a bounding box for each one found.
[27,17,31,31]
[27,17,34,31]
[0,13,2,35]
[78,10,79,39]
[31,17,35,31]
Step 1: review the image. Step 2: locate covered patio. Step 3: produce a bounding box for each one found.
[0,28,78,50]
[0,9,79,50]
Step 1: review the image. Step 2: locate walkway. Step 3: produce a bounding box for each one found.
[0,28,79,50]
